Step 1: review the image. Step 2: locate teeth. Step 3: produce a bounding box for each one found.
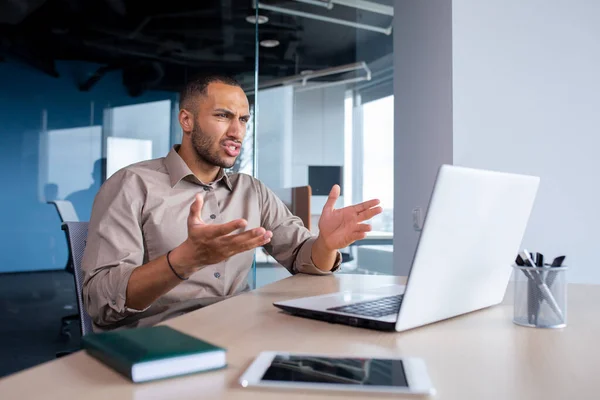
[229,146,236,151]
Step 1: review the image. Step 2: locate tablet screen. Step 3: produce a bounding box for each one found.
[260,355,408,387]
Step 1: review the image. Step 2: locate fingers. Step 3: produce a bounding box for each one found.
[355,223,372,233]
[353,198,380,213]
[188,194,205,226]
[207,219,248,237]
[231,227,272,246]
[357,206,383,222]
[220,227,273,254]
[349,231,367,242]
[323,184,341,213]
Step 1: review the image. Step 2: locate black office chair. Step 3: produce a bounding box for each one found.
[56,222,93,357]
[61,221,93,337]
[46,200,82,338]
[47,200,79,273]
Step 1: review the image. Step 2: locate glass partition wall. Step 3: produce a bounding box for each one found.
[0,0,394,376]
[252,0,395,287]
[0,2,264,377]
[0,1,392,282]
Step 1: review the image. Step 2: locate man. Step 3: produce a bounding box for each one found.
[82,73,382,331]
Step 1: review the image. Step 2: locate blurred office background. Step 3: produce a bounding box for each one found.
[3,0,599,382]
[0,0,394,377]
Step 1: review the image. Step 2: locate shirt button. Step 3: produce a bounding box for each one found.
[203,186,210,191]
[214,272,221,278]
[210,214,216,219]
[111,300,116,305]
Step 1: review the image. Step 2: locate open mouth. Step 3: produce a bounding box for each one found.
[222,140,241,157]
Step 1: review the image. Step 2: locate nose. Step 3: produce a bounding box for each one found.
[227,118,245,141]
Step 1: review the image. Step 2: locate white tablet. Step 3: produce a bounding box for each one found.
[239,351,436,396]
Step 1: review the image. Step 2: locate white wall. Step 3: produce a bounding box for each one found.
[393,0,454,276]
[453,0,600,284]
[393,0,600,283]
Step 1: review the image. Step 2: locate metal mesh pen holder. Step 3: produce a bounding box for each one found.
[513,264,568,328]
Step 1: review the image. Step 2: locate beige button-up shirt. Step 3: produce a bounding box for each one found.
[82,145,341,331]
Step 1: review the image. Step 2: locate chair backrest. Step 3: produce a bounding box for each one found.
[291,185,312,231]
[273,185,312,231]
[61,221,93,336]
[48,200,80,222]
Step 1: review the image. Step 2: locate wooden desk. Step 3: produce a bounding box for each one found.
[1,274,598,400]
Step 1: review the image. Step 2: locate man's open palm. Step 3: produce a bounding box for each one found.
[181,194,272,267]
[317,185,383,251]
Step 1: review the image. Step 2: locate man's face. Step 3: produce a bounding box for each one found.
[188,82,250,169]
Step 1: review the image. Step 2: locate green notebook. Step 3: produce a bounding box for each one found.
[82,325,226,383]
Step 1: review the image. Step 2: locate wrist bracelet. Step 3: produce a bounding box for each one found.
[166,250,189,281]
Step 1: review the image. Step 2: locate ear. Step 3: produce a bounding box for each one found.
[179,109,194,134]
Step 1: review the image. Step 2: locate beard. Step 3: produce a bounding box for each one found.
[190,124,236,169]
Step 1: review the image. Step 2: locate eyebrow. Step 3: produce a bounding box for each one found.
[214,108,251,120]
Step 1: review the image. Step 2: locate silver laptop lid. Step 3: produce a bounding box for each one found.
[395,165,540,332]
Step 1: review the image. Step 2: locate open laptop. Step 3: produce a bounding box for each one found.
[273,164,540,332]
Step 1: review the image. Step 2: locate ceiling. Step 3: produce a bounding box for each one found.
[0,0,393,96]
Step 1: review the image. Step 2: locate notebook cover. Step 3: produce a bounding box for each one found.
[82,325,226,382]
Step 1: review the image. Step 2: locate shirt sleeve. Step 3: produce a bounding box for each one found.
[81,169,150,328]
[254,179,342,275]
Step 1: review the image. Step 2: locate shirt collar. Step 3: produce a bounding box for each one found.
[164,145,233,191]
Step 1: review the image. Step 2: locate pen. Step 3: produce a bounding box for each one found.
[536,251,548,289]
[521,250,543,326]
[546,255,566,289]
[535,251,547,289]
[552,256,566,267]
[515,254,535,324]
[536,252,544,269]
[521,250,564,322]
[538,255,566,324]
[533,252,546,325]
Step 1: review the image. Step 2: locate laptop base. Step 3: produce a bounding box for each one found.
[274,304,397,331]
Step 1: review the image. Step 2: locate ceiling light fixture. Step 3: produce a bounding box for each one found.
[260,39,280,48]
[246,15,269,24]
[255,1,392,35]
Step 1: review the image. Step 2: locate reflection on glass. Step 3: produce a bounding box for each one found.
[0,59,177,272]
[106,137,153,180]
[107,100,171,159]
[42,126,102,200]
[262,355,407,387]
[37,125,104,222]
[65,158,105,222]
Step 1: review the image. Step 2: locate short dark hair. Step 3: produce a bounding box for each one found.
[179,72,242,110]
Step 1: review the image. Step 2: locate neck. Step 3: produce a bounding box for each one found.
[177,143,221,184]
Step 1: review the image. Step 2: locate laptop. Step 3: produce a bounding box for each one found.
[273,164,540,332]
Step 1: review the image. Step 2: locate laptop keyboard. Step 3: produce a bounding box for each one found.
[327,294,403,318]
